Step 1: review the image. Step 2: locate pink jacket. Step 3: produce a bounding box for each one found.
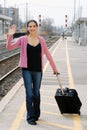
[6,35,57,72]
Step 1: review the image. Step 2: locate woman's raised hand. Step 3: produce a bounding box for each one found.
[8,25,16,36]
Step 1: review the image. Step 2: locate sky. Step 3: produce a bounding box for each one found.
[0,0,87,27]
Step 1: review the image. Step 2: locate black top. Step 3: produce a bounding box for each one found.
[26,43,42,72]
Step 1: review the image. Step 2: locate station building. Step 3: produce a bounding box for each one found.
[73,17,87,46]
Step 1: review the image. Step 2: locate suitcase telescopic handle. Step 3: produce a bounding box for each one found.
[56,74,64,95]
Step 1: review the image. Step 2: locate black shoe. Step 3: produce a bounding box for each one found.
[27,120,37,125]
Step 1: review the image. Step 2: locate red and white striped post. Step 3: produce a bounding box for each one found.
[38,14,41,34]
[38,14,41,27]
[65,15,68,28]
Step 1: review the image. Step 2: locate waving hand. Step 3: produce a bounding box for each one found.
[8,25,16,36]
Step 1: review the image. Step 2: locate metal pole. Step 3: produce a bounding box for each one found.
[4,0,6,34]
[4,0,6,15]
[74,0,76,22]
[26,3,28,23]
[78,0,80,18]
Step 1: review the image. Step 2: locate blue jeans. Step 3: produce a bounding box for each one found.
[22,69,42,122]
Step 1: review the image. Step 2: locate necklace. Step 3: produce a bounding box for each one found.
[28,36,39,46]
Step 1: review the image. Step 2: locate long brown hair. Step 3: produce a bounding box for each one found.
[27,20,38,35]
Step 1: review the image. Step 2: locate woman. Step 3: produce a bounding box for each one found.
[6,20,58,125]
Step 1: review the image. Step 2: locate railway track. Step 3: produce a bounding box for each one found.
[0,36,60,100]
[0,53,21,100]
[0,52,20,78]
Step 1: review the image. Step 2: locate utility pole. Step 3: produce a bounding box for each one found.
[74,0,76,22]
[3,0,6,34]
[26,3,28,23]
[78,0,82,18]
[4,0,6,15]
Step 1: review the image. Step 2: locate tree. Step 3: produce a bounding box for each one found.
[40,18,54,35]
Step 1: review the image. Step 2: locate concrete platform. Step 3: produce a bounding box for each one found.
[0,37,87,130]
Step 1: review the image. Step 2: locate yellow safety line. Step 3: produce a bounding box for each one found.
[10,101,26,130]
[42,110,63,116]
[72,115,83,130]
[66,40,74,89]
[10,40,61,130]
[21,115,72,130]
[66,39,82,130]
[38,120,72,130]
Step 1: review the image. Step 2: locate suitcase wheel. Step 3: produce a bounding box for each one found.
[78,111,81,115]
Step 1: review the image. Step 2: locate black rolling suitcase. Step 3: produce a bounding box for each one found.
[55,75,82,115]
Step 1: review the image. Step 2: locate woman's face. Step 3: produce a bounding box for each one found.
[27,22,38,34]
